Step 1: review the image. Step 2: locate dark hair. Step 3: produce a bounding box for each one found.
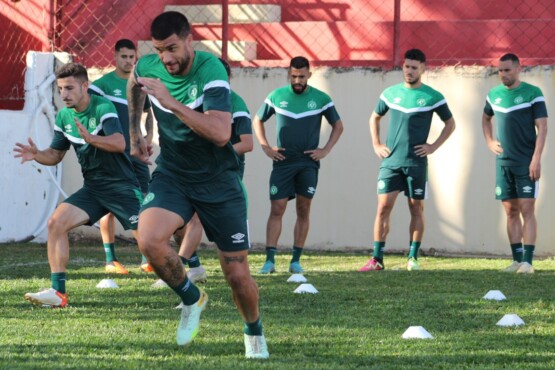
[218,58,231,78]
[115,39,136,51]
[55,63,88,82]
[404,49,426,63]
[290,56,310,70]
[499,53,520,65]
[151,11,191,40]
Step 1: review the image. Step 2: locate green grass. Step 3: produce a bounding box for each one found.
[1,243,555,369]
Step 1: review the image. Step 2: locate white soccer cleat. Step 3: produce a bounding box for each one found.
[176,289,208,346]
[516,262,534,274]
[24,288,68,308]
[502,261,522,272]
[151,279,169,288]
[187,266,208,284]
[244,334,269,359]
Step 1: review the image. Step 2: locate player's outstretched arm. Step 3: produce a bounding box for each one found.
[369,111,390,159]
[253,115,285,161]
[13,137,66,165]
[136,77,231,147]
[482,113,503,155]
[127,68,151,164]
[74,118,125,153]
[304,119,344,161]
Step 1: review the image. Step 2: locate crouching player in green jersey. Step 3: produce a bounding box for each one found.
[128,12,268,358]
[482,53,548,274]
[14,63,143,308]
[358,49,456,272]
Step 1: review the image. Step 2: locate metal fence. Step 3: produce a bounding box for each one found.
[2,0,555,109]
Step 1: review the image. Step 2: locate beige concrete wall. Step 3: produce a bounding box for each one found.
[64,66,555,257]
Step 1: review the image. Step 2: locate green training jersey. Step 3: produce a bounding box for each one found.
[375,83,452,167]
[51,94,138,186]
[256,84,340,168]
[230,90,252,171]
[484,82,548,166]
[135,51,237,184]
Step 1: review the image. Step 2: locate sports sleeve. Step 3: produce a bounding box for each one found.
[434,101,453,121]
[232,93,252,135]
[98,101,123,136]
[532,89,548,119]
[50,113,71,151]
[256,96,275,122]
[484,97,494,116]
[374,97,389,116]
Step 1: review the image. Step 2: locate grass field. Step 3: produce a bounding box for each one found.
[1,242,555,369]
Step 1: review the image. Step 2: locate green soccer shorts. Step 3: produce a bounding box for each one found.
[377,166,428,200]
[495,164,538,200]
[269,164,319,201]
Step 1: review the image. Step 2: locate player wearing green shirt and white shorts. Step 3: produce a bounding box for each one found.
[89,39,154,274]
[253,56,344,275]
[127,12,267,359]
[16,63,142,309]
[358,49,456,273]
[482,53,548,274]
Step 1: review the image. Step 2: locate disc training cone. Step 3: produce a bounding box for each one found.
[496,314,525,327]
[96,279,119,289]
[483,290,507,301]
[402,326,434,339]
[287,274,307,283]
[293,283,318,294]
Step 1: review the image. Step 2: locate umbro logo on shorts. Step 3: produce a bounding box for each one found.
[231,233,245,244]
[307,186,316,194]
[129,215,139,224]
[522,186,533,193]
[414,188,424,195]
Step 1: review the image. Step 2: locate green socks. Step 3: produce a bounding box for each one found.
[244,318,263,336]
[510,243,523,262]
[188,252,201,268]
[523,244,535,264]
[171,277,201,305]
[291,246,303,263]
[265,246,277,263]
[373,241,385,261]
[52,272,66,294]
[103,243,116,263]
[408,241,421,259]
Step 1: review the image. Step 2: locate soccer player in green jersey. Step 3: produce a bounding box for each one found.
[89,39,154,275]
[253,56,344,275]
[482,53,548,274]
[14,63,143,308]
[170,58,253,286]
[127,12,268,358]
[358,49,456,272]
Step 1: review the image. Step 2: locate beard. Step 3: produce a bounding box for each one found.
[291,83,307,94]
[165,54,191,75]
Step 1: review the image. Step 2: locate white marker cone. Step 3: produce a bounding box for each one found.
[496,314,525,327]
[483,290,507,301]
[287,274,307,283]
[402,326,434,339]
[293,283,318,294]
[96,279,119,289]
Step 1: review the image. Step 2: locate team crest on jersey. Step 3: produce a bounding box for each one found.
[88,118,97,130]
[279,101,288,108]
[113,89,122,96]
[514,96,524,104]
[307,100,317,109]
[188,84,198,99]
[494,98,502,104]
[393,97,402,104]
[417,98,426,107]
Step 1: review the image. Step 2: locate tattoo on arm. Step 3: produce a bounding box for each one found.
[224,256,245,264]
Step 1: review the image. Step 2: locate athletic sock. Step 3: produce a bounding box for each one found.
[290,246,303,263]
[510,243,523,262]
[187,252,201,268]
[408,241,421,259]
[171,277,201,305]
[244,318,263,336]
[523,244,535,264]
[373,241,385,262]
[265,246,277,263]
[103,243,116,263]
[51,272,66,294]
[180,256,188,266]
